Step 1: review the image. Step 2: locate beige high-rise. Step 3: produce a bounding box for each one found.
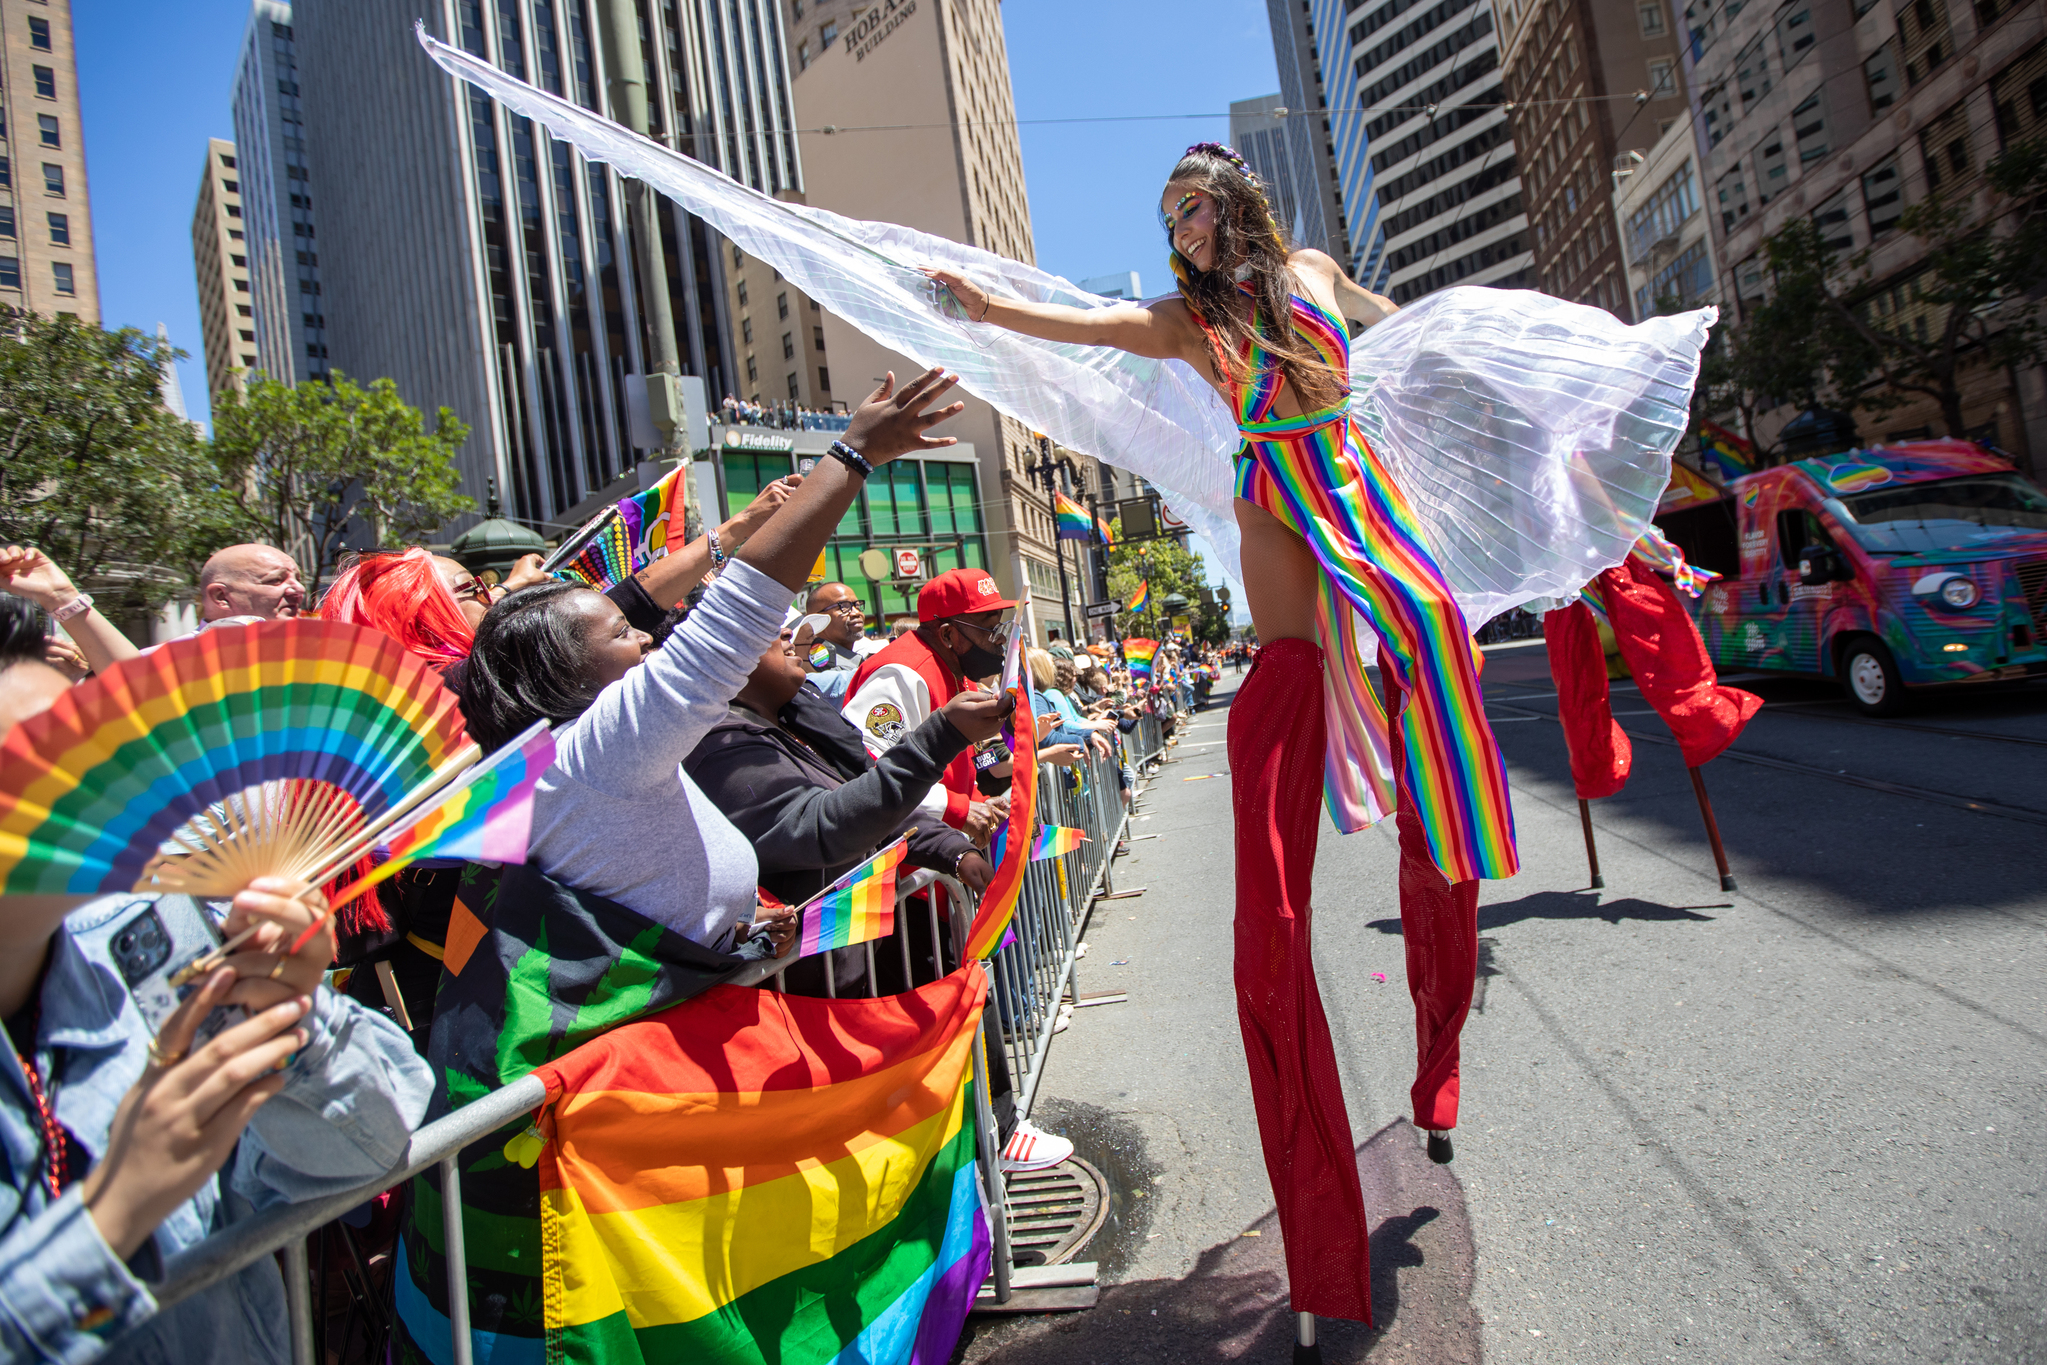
[0,0,96,321]
[191,137,252,401]
[785,0,1066,630]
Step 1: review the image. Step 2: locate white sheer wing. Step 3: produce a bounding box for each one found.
[417,26,1713,625]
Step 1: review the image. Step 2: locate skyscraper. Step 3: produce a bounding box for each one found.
[1261,0,1354,264]
[231,2,325,386]
[0,0,97,321]
[1496,0,1686,314]
[1354,0,1534,303]
[1231,94,1321,250]
[293,0,812,532]
[784,0,1065,627]
[190,137,250,399]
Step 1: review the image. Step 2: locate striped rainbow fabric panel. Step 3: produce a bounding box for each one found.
[797,835,908,957]
[533,967,991,1364]
[1053,491,1092,540]
[1123,638,1158,681]
[1126,580,1150,614]
[963,624,1035,962]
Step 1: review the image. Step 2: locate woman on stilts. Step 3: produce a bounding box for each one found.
[926,143,1519,1331]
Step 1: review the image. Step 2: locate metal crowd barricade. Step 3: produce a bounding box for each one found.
[143,713,1187,1355]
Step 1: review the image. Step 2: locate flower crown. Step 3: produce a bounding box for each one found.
[1167,142,1289,289]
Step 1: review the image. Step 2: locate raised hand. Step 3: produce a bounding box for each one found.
[920,268,990,323]
[939,685,1015,744]
[217,877,336,1012]
[841,368,965,465]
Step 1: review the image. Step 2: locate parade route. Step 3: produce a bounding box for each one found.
[960,645,2047,1363]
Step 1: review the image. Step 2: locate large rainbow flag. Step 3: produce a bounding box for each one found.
[555,464,689,592]
[1126,579,1150,614]
[1123,637,1159,682]
[797,834,907,957]
[532,966,992,1364]
[1053,491,1092,541]
[1697,421,1756,483]
[963,615,1035,961]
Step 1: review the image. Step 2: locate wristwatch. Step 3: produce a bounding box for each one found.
[50,592,93,623]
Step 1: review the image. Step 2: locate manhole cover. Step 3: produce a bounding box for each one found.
[1004,1155,1109,1267]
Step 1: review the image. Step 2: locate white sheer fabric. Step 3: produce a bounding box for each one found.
[417,26,1714,626]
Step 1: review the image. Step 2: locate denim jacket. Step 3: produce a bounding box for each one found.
[0,895,433,1364]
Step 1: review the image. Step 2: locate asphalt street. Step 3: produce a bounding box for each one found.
[959,642,2046,1364]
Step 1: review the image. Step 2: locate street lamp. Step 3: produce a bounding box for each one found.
[1025,434,1089,643]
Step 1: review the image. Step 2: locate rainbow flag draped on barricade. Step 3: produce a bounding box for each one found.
[393,856,999,1365]
[1053,491,1092,541]
[530,967,991,1363]
[962,616,1035,961]
[554,464,688,592]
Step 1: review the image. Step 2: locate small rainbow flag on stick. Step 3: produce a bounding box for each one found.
[795,832,910,957]
[1127,579,1151,614]
[1029,825,1086,861]
[1054,490,1092,541]
[1124,637,1159,681]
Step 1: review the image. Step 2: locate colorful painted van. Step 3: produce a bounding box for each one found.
[1653,440,2047,714]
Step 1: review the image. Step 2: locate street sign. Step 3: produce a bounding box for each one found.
[857,547,891,580]
[893,547,923,580]
[1085,601,1117,619]
[1159,503,1188,532]
[1118,497,1156,540]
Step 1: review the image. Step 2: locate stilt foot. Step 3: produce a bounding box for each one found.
[1427,1130,1454,1164]
[1720,873,1738,892]
[1589,874,1606,889]
[1293,1344,1324,1364]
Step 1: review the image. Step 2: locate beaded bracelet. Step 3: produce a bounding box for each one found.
[827,440,874,479]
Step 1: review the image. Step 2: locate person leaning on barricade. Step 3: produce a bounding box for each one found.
[0,597,433,1365]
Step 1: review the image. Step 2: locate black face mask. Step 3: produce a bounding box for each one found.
[947,626,1004,683]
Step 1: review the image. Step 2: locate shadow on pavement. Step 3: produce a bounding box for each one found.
[1366,890,1723,935]
[956,1119,1479,1364]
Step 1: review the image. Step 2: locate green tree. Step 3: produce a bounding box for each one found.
[1103,525,1213,638]
[213,371,473,595]
[0,310,237,610]
[1737,136,2047,441]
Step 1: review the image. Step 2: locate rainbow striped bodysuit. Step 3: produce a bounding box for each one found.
[1217,288,1518,882]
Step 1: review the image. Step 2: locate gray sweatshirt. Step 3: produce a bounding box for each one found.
[527,559,789,947]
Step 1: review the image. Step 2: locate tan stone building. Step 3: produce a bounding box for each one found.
[1497,0,1689,313]
[784,0,1070,635]
[720,237,833,410]
[0,0,96,321]
[190,137,251,401]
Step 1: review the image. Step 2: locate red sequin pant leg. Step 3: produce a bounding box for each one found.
[1384,654,1481,1132]
[1228,637,1374,1322]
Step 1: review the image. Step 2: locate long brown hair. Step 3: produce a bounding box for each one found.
[1163,144,1348,413]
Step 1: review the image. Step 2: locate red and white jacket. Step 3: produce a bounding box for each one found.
[841,630,976,831]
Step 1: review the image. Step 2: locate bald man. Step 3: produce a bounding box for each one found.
[197,544,304,625]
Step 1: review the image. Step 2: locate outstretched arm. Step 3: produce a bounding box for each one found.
[1290,249,1398,328]
[922,268,1206,365]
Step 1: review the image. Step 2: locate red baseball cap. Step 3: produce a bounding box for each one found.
[917,568,1017,622]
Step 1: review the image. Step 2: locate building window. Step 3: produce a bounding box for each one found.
[51,262,73,296]
[231,253,245,267]
[798,39,811,69]
[1900,0,1952,85]
[1862,156,1904,234]
[0,208,13,239]
[787,372,800,399]
[234,277,249,292]
[42,163,63,196]
[27,16,50,51]
[777,292,789,320]
[821,20,838,45]
[236,304,252,317]
[818,366,831,391]
[1864,41,1900,116]
[46,212,66,245]
[0,256,16,290]
[746,354,758,383]
[1648,58,1675,97]
[1735,253,1767,302]
[1919,101,1971,189]
[226,204,241,218]
[814,325,826,352]
[228,229,243,240]
[741,316,753,343]
[37,116,59,149]
[1736,34,1772,108]
[1810,187,1856,254]
[732,244,743,268]
[1754,127,1788,204]
[1627,159,1699,261]
[1774,1,1815,67]
[240,330,254,342]
[1638,1,1666,34]
[736,278,748,305]
[223,179,238,193]
[782,331,795,360]
[221,153,236,168]
[1793,90,1828,164]
[31,66,54,99]
[0,159,11,189]
[1989,41,2047,147]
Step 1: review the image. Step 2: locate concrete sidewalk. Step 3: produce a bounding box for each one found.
[958,647,2046,1363]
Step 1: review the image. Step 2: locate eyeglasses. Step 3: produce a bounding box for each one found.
[822,601,865,616]
[947,617,1018,649]
[448,577,492,602]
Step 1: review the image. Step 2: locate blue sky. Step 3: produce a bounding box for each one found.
[76,0,1273,597]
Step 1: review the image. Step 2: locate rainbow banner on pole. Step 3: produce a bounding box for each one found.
[532,966,992,1364]
[556,464,688,592]
[1697,421,1756,483]
[1053,491,1092,541]
[1126,579,1150,614]
[796,833,908,957]
[963,614,1035,961]
[1029,826,1085,861]
[1095,516,1117,549]
[1123,637,1159,682]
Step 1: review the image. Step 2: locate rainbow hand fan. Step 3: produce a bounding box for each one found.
[0,621,470,897]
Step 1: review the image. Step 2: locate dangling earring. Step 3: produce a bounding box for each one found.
[1169,251,1194,290]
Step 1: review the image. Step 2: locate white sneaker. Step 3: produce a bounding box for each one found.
[999,1119,1074,1172]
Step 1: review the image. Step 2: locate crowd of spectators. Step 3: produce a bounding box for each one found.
[719,392,854,433]
[0,367,1222,1364]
